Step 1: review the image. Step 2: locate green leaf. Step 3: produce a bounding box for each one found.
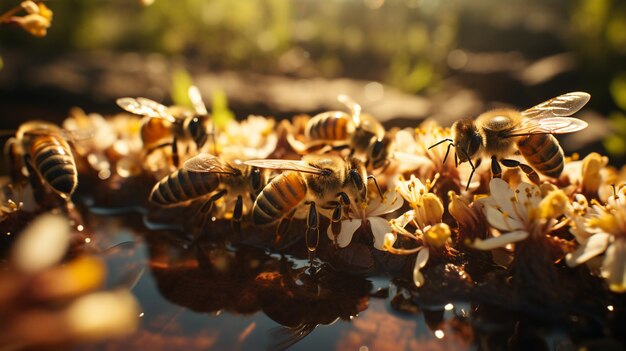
[604,135,626,156]
[211,89,235,129]
[610,73,626,112]
[170,68,193,108]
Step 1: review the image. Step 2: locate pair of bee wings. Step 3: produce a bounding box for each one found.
[22,128,94,143]
[503,92,590,138]
[184,153,327,175]
[116,86,208,122]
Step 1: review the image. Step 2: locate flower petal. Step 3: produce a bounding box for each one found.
[413,247,429,287]
[565,232,611,267]
[368,192,404,217]
[391,210,415,230]
[369,217,392,251]
[602,239,626,293]
[484,206,523,231]
[326,219,362,248]
[488,178,516,216]
[472,230,529,251]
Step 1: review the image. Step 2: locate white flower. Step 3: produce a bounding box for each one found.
[474,178,568,250]
[326,191,403,250]
[565,188,626,293]
[385,176,451,288]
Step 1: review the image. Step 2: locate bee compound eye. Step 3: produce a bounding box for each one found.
[349,169,364,190]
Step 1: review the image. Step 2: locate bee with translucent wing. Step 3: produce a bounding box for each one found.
[116,86,215,168]
[3,121,90,200]
[149,153,267,231]
[289,95,393,171]
[430,92,590,189]
[245,154,376,253]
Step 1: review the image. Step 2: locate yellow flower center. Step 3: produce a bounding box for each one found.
[424,223,451,248]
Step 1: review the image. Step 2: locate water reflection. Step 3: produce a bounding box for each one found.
[146,233,372,350]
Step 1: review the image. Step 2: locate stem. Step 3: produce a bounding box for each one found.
[0,4,24,23]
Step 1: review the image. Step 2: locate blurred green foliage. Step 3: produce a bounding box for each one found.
[211,89,235,128]
[170,68,194,108]
[604,112,626,157]
[170,67,234,128]
[0,0,460,93]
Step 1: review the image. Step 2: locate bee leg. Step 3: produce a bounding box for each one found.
[330,203,343,247]
[275,208,297,248]
[501,159,540,185]
[367,175,384,200]
[463,153,476,191]
[306,202,320,258]
[338,192,351,219]
[194,189,227,236]
[231,195,243,235]
[490,156,502,179]
[171,137,180,168]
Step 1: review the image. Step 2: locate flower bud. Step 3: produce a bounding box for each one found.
[581,152,607,196]
[538,189,569,220]
[424,223,451,248]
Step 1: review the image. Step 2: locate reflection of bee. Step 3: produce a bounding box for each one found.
[290,95,392,170]
[5,121,80,199]
[245,154,374,252]
[150,153,267,229]
[431,92,590,188]
[116,86,214,167]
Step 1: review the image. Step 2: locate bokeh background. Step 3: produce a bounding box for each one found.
[1,0,626,162]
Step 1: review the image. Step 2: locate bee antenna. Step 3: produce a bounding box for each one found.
[612,183,617,203]
[442,143,455,165]
[428,138,453,150]
[459,148,475,191]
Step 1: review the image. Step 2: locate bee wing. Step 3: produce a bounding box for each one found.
[188,85,208,115]
[337,94,362,126]
[58,129,95,142]
[521,92,590,119]
[504,117,588,138]
[116,97,177,123]
[183,153,237,174]
[243,159,326,175]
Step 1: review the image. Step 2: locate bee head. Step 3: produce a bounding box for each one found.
[452,119,482,163]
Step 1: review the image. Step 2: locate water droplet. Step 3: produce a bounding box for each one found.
[77,225,84,232]
[139,312,145,318]
[444,303,454,311]
[85,237,91,244]
[435,330,444,339]
[608,305,614,311]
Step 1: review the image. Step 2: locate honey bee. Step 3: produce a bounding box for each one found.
[289,95,393,171]
[5,121,80,199]
[430,92,590,189]
[149,153,267,230]
[244,154,380,252]
[116,86,215,167]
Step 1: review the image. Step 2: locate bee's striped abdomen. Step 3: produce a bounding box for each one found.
[30,135,77,196]
[517,134,564,178]
[253,172,307,225]
[149,169,219,206]
[305,112,351,141]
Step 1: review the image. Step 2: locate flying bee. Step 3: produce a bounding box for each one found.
[430,92,590,189]
[244,154,382,252]
[149,153,268,231]
[288,95,393,171]
[116,86,215,168]
[4,121,81,200]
